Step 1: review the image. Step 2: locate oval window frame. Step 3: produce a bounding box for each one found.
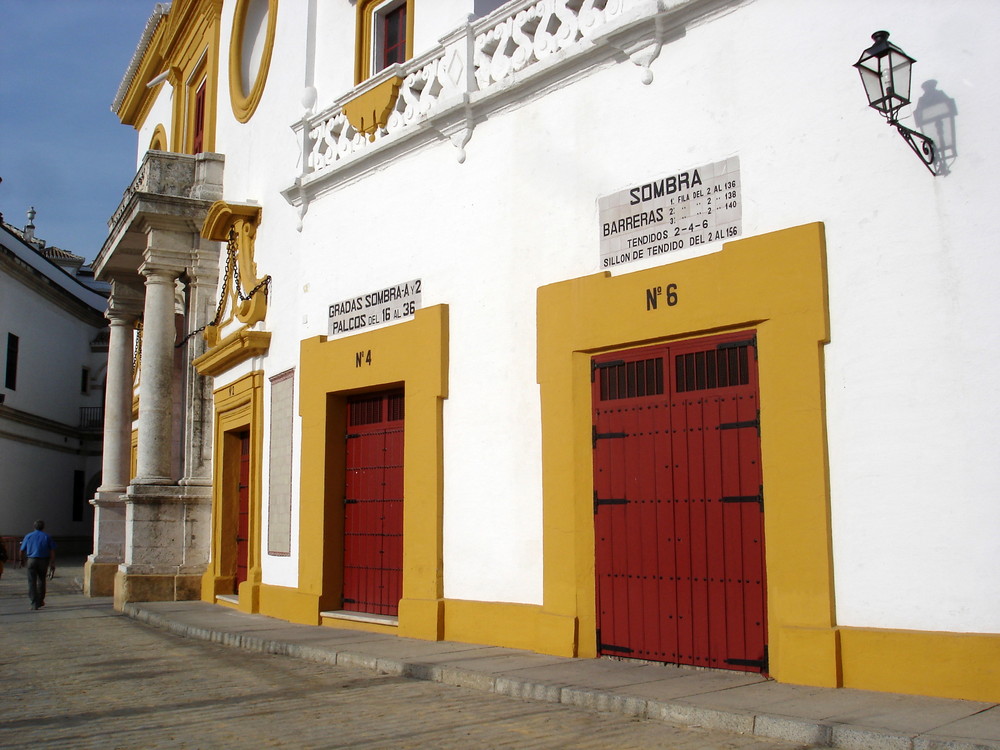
[229,0,278,123]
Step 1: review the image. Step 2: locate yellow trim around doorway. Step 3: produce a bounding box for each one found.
[536,223,834,676]
[201,370,265,613]
[284,305,448,637]
[532,222,1000,703]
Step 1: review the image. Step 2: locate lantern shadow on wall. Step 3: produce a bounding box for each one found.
[914,80,958,176]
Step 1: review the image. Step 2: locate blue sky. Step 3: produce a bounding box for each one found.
[0,1,155,262]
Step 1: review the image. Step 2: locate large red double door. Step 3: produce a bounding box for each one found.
[592,332,767,673]
[343,390,405,617]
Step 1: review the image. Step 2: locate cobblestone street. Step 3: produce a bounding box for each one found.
[0,568,813,750]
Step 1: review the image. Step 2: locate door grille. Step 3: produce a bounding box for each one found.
[598,358,664,401]
[349,395,382,425]
[387,392,405,421]
[675,344,750,393]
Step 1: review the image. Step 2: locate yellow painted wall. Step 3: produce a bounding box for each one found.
[536,223,835,673]
[529,222,1000,703]
[202,224,997,703]
[201,371,265,613]
[285,305,448,636]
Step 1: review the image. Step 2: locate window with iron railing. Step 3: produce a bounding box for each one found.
[79,406,104,430]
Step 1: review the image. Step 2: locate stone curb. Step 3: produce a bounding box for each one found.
[122,604,998,750]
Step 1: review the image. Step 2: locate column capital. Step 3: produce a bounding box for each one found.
[106,279,144,320]
[140,263,183,282]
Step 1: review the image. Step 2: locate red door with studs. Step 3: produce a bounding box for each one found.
[592,332,767,673]
[343,391,404,616]
[235,431,250,593]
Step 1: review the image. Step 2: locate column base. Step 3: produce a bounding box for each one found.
[83,560,119,597]
[113,569,204,611]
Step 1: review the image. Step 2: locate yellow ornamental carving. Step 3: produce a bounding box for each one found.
[341,75,404,141]
[194,201,271,376]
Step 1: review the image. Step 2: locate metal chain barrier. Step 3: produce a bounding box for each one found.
[175,227,270,348]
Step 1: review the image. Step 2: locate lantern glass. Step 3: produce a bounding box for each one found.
[854,31,915,120]
[886,48,913,106]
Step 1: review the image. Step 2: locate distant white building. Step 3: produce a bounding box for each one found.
[90,0,999,704]
[0,208,108,553]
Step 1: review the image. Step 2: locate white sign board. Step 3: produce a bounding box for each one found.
[328,279,422,337]
[598,157,742,268]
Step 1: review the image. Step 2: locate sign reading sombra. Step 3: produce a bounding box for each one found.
[328,279,422,337]
[598,157,742,268]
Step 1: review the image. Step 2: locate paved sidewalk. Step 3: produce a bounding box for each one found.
[26,559,1000,750]
[122,605,999,750]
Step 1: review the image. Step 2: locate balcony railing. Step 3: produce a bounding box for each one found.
[285,0,681,210]
[80,406,105,430]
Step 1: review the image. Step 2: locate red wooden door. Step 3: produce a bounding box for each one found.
[343,391,404,616]
[592,332,767,672]
[235,431,250,592]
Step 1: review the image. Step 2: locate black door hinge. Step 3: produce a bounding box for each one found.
[592,424,628,449]
[717,335,757,359]
[591,359,625,382]
[720,485,763,509]
[593,491,629,513]
[726,645,768,672]
[718,409,760,436]
[596,630,633,654]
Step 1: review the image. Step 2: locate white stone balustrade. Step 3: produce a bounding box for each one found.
[288,0,672,206]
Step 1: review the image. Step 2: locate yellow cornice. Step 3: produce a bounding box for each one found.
[117,48,168,127]
[201,200,262,241]
[116,0,222,139]
[193,328,271,377]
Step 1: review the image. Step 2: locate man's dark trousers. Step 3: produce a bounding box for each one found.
[26,557,50,609]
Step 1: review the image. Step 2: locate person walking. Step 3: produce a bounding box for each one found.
[19,520,56,610]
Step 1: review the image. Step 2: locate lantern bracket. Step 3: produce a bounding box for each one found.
[893,121,936,174]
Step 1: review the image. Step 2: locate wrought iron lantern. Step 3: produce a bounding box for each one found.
[854,31,937,174]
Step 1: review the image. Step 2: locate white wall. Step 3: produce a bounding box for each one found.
[0,249,106,539]
[138,83,175,163]
[206,0,1000,631]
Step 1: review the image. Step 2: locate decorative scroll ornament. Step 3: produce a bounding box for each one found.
[186,201,271,348]
[893,122,936,173]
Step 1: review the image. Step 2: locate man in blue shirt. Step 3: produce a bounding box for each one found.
[20,520,56,610]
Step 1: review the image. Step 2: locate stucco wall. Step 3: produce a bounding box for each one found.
[203,0,999,633]
[0,248,106,538]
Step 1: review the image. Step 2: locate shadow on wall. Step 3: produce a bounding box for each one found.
[914,79,958,176]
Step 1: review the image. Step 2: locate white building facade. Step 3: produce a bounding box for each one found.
[1,214,108,553]
[91,0,999,703]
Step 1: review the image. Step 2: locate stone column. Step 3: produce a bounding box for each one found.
[85,286,141,597]
[115,252,213,609]
[179,249,220,488]
[101,309,139,492]
[133,265,179,485]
